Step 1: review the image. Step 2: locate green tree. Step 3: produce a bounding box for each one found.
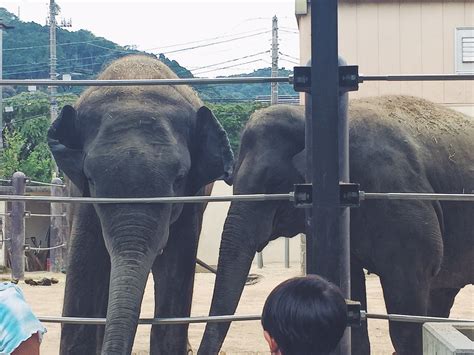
[1,92,78,182]
[206,102,268,153]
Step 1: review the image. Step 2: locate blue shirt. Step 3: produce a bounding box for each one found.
[0,282,47,354]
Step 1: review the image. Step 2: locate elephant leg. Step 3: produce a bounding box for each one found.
[350,260,370,355]
[428,287,460,318]
[150,203,201,355]
[60,205,110,355]
[379,272,431,355]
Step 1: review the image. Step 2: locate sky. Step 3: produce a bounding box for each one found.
[2,0,301,78]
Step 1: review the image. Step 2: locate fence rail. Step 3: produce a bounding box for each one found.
[36,312,474,325]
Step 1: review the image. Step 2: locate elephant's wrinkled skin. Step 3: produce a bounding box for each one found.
[198,97,474,355]
[48,55,233,355]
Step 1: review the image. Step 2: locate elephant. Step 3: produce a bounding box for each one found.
[198,96,474,355]
[47,55,234,355]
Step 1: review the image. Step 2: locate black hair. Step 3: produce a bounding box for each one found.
[261,275,348,355]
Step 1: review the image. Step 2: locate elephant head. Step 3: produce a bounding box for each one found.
[48,55,233,354]
[198,104,305,354]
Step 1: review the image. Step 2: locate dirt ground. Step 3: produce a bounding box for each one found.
[4,265,473,355]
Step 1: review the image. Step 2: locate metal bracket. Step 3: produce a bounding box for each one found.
[293,183,361,208]
[292,66,311,93]
[293,183,312,208]
[346,300,362,327]
[340,182,361,207]
[339,65,359,92]
[292,65,360,93]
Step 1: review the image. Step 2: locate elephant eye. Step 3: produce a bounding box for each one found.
[173,175,185,190]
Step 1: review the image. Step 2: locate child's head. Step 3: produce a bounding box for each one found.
[261,275,347,355]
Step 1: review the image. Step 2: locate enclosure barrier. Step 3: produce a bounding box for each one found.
[0,73,473,87]
[1,173,68,278]
[1,191,473,204]
[1,35,473,355]
[35,312,474,325]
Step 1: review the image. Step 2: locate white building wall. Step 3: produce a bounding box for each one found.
[197,181,302,267]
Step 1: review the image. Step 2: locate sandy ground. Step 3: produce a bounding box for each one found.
[4,265,473,355]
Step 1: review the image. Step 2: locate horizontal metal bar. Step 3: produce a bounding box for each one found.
[36,312,474,325]
[38,314,262,325]
[0,76,292,87]
[24,243,66,251]
[26,179,66,188]
[360,74,474,81]
[0,193,293,204]
[1,191,473,205]
[24,212,66,218]
[363,311,474,324]
[361,192,474,202]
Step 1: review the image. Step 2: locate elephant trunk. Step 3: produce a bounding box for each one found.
[99,209,167,354]
[198,203,261,355]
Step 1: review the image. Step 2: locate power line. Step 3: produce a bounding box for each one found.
[85,42,129,53]
[151,28,268,50]
[193,58,265,76]
[279,58,299,66]
[189,51,269,71]
[279,52,299,61]
[159,30,270,55]
[4,38,111,51]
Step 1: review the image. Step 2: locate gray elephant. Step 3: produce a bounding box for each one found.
[47,55,233,354]
[198,97,474,355]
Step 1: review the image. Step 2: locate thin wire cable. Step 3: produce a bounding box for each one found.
[190,51,270,71]
[279,52,300,61]
[4,38,112,51]
[159,30,271,55]
[193,59,266,76]
[279,58,299,65]
[3,29,270,70]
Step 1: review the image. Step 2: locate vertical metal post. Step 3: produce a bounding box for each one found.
[50,177,66,272]
[284,238,290,268]
[10,172,26,280]
[271,15,279,105]
[306,2,351,354]
[257,252,263,268]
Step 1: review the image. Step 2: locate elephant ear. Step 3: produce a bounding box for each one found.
[292,149,306,178]
[47,105,87,192]
[191,106,234,190]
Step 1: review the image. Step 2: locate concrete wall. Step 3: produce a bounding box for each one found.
[297,0,474,116]
[197,181,302,267]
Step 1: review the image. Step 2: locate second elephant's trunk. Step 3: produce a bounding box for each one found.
[198,202,273,355]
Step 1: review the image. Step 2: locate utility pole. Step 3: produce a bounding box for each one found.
[47,0,71,176]
[48,0,59,177]
[0,22,14,152]
[48,0,58,124]
[271,15,279,105]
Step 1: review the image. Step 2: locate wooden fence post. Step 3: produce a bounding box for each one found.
[10,171,26,280]
[50,177,67,273]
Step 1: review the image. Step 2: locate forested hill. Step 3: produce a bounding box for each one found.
[0,8,295,100]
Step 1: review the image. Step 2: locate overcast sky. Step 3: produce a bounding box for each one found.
[3,0,300,77]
